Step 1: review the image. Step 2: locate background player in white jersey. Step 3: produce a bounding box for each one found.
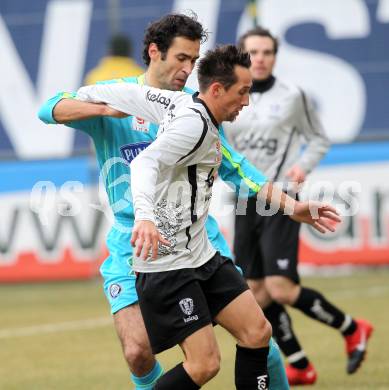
[75,44,341,389]
[39,15,289,390]
[223,27,373,385]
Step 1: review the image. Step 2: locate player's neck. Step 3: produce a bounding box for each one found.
[143,69,161,89]
[251,75,275,93]
[197,93,221,125]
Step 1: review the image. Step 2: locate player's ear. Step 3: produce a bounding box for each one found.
[209,82,223,97]
[148,43,160,62]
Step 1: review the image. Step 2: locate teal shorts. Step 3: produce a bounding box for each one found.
[100,254,138,314]
[100,226,138,314]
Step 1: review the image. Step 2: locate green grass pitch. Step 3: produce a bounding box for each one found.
[1,270,388,389]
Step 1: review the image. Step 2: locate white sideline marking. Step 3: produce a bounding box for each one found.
[328,285,389,299]
[0,317,112,339]
[1,285,388,339]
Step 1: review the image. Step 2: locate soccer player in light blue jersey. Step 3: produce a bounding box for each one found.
[39,14,288,390]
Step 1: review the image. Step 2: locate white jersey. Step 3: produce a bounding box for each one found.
[77,83,221,272]
[223,78,330,183]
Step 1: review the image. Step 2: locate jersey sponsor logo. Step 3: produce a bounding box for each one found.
[132,116,149,133]
[120,142,151,164]
[236,136,278,156]
[146,90,171,108]
[109,283,122,299]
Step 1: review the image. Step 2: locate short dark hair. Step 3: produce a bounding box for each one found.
[238,26,278,54]
[142,13,208,66]
[197,45,251,93]
[109,34,132,57]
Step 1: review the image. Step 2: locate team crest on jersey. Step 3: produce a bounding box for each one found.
[109,283,122,299]
[179,298,194,315]
[132,116,149,133]
[120,142,151,164]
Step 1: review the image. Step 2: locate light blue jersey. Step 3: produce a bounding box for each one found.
[38,74,267,313]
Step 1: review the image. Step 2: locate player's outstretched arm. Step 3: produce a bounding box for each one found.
[53,99,126,123]
[37,92,126,137]
[77,83,180,125]
[218,128,268,197]
[258,182,341,234]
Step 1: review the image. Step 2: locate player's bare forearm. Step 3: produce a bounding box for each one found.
[257,182,341,233]
[53,99,125,123]
[258,182,296,215]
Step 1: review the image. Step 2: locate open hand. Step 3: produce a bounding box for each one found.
[130,220,170,260]
[291,201,341,233]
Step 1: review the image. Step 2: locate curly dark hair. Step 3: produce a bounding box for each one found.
[238,26,278,54]
[197,45,251,92]
[142,13,208,66]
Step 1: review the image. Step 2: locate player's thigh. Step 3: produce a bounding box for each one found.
[201,257,249,319]
[136,270,213,355]
[113,303,152,353]
[215,289,271,347]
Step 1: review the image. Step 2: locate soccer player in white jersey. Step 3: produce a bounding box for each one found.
[39,15,289,389]
[223,27,374,385]
[74,44,341,389]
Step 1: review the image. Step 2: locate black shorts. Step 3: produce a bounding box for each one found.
[234,197,300,283]
[135,252,249,354]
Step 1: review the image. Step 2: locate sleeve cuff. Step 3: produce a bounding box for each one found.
[38,92,76,124]
[134,211,156,225]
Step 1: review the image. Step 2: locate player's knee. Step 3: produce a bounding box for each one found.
[266,280,297,305]
[239,318,272,348]
[123,342,154,373]
[268,285,294,305]
[187,352,220,384]
[202,354,221,381]
[268,288,292,304]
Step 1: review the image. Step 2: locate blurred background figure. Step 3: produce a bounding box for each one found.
[85,34,144,85]
[223,26,373,386]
